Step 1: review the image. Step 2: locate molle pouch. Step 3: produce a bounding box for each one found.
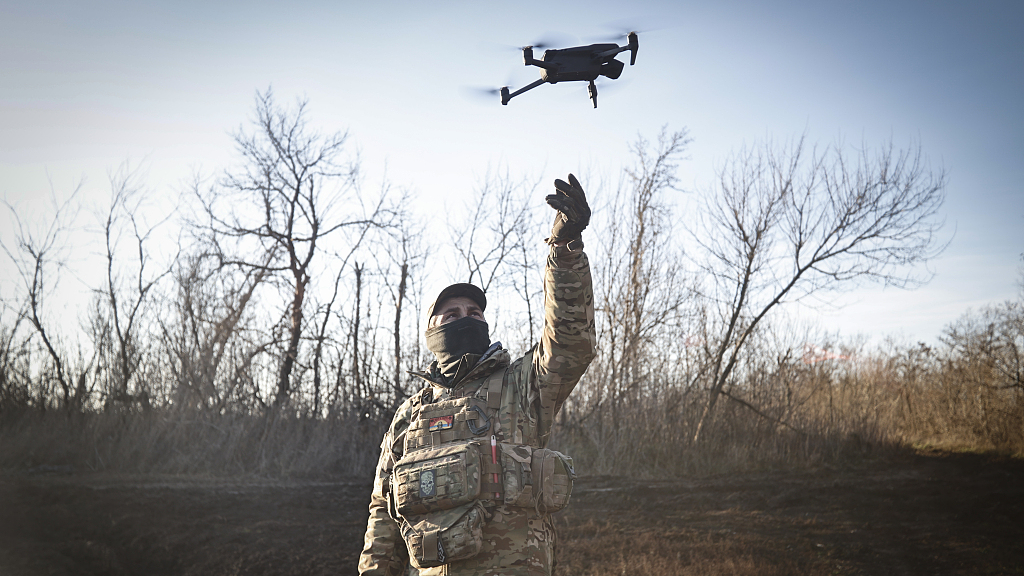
[531,448,575,513]
[402,501,486,569]
[403,502,486,568]
[405,398,493,453]
[500,445,576,512]
[499,443,536,507]
[393,440,485,515]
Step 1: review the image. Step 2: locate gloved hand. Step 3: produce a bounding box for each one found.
[545,173,591,245]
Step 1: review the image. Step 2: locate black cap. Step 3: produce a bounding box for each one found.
[427,283,487,318]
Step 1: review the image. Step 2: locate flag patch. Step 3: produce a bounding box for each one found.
[429,416,454,431]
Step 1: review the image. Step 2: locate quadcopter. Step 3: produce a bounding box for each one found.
[499,31,638,108]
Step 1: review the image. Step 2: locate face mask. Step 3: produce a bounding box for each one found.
[425,316,490,370]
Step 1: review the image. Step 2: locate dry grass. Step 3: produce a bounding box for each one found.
[2,336,1021,481]
[0,407,382,478]
[554,344,1024,479]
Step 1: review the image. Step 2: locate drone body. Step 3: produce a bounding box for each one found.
[500,32,638,108]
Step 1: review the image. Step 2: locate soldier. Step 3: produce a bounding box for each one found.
[359,174,597,576]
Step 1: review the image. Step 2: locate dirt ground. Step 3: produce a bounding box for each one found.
[1,449,1021,576]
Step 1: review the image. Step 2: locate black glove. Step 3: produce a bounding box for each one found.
[545,173,591,245]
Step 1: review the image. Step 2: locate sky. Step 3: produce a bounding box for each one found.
[2,0,1022,347]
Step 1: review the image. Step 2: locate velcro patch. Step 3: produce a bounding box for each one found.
[419,469,436,497]
[428,416,454,431]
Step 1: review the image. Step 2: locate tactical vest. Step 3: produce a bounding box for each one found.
[388,353,576,569]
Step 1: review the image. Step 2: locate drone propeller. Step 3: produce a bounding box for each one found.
[461,72,522,104]
[463,86,502,98]
[523,31,578,51]
[461,60,535,104]
[589,18,669,42]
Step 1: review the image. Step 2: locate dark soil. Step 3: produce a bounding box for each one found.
[1,450,1021,575]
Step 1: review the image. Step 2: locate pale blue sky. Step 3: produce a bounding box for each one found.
[2,0,1022,345]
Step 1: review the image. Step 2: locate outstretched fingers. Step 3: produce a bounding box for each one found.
[546,192,579,221]
[567,173,585,198]
[554,174,586,206]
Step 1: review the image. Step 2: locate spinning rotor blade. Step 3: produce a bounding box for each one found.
[461,63,532,104]
[524,31,578,50]
[589,18,670,42]
[460,85,506,104]
[465,86,501,97]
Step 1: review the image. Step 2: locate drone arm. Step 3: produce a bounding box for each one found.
[595,33,639,65]
[501,78,547,105]
[522,46,559,70]
[595,45,629,60]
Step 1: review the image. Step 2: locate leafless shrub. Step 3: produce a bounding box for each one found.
[91,162,174,411]
[4,117,1020,480]
[1,182,92,410]
[914,299,1024,450]
[193,88,382,409]
[557,128,700,473]
[444,167,546,352]
[690,135,947,443]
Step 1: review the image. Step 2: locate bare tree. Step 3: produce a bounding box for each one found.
[0,306,31,408]
[160,249,272,412]
[614,129,693,402]
[508,203,544,351]
[307,181,385,416]
[93,162,173,409]
[691,136,946,442]
[1,184,88,410]
[375,199,427,405]
[451,168,537,294]
[569,128,694,442]
[351,262,365,402]
[195,88,380,409]
[942,300,1024,394]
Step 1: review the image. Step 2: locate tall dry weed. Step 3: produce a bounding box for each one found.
[0,406,383,478]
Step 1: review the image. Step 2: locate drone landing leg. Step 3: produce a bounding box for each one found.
[502,78,546,105]
[588,80,598,109]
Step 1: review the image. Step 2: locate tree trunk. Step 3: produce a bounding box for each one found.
[352,263,363,400]
[393,261,408,403]
[275,273,306,408]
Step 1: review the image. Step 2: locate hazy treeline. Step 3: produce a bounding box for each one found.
[1,91,1020,478]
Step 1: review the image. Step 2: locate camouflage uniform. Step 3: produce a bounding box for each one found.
[359,243,596,576]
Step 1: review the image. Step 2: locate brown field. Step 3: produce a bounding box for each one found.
[1,449,1021,576]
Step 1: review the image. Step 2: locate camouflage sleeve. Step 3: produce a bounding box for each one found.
[358,404,413,575]
[533,242,597,444]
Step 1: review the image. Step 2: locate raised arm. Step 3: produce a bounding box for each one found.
[533,174,597,444]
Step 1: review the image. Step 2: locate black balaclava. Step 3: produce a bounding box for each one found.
[425,316,490,381]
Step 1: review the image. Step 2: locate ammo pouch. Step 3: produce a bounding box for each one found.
[500,444,576,513]
[401,501,486,569]
[393,440,499,515]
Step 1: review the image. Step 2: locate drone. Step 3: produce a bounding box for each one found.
[499,31,638,108]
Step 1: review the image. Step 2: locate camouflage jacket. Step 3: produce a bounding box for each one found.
[359,243,596,576]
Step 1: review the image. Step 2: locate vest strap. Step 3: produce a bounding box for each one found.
[480,481,503,498]
[422,529,439,563]
[485,370,503,410]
